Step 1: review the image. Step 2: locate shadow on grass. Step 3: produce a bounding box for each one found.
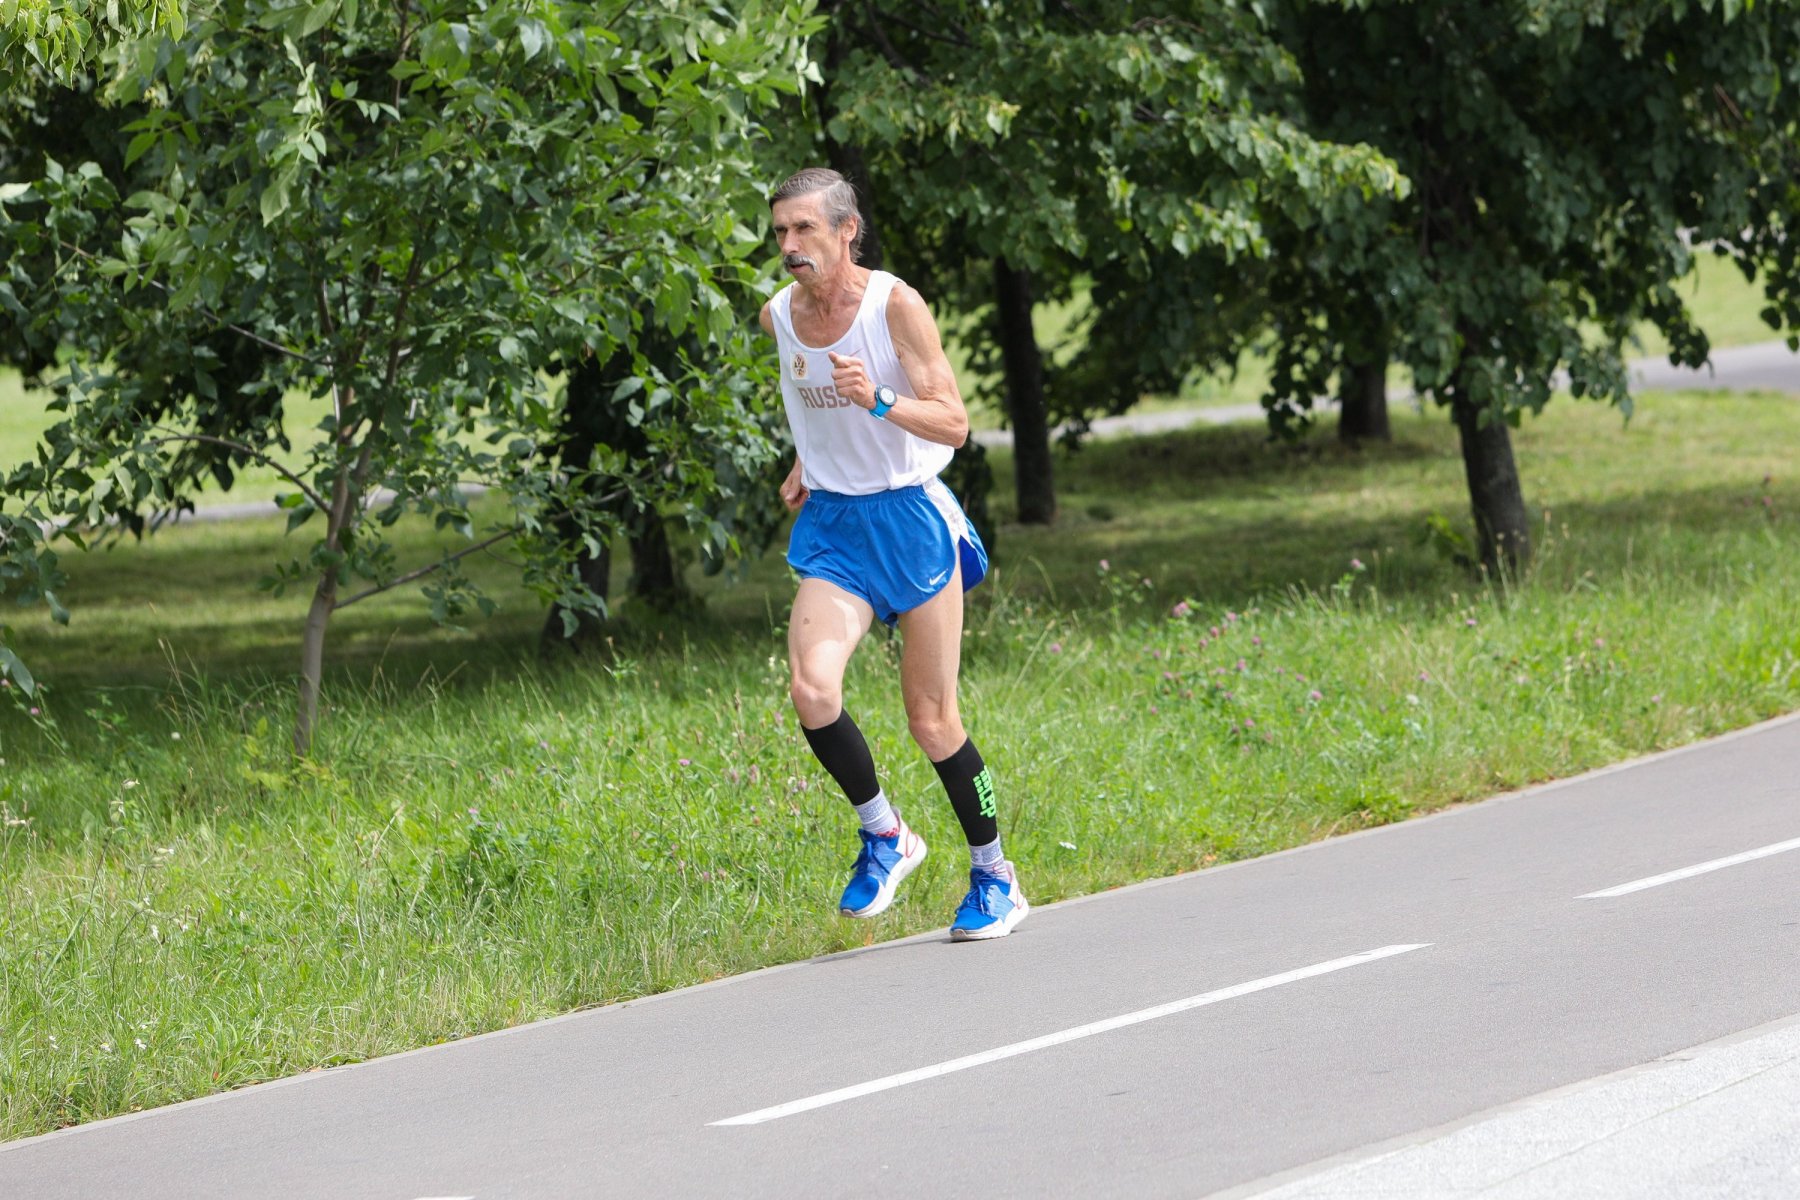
[5,410,1791,714]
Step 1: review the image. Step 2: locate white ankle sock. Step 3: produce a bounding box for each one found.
[853,792,898,836]
[969,837,1004,871]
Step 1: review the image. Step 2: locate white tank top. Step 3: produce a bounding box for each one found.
[770,270,955,496]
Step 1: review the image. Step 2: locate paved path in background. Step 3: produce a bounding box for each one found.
[973,337,1800,450]
[4,712,1797,1198]
[154,341,1798,520]
[1627,337,1800,393]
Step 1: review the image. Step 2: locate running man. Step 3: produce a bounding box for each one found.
[758,166,1027,941]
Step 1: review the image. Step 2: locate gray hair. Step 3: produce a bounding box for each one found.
[770,167,865,258]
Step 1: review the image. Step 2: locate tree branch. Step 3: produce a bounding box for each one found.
[860,0,928,81]
[877,9,972,48]
[333,480,631,610]
[141,431,332,512]
[334,524,522,609]
[315,276,347,427]
[383,226,432,393]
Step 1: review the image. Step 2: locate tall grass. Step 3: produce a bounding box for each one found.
[0,389,1796,1139]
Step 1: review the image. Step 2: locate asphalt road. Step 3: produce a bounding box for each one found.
[5,712,1798,1199]
[1628,338,1800,393]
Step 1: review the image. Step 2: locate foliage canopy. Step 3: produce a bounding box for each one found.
[0,0,821,749]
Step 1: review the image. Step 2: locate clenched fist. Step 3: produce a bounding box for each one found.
[779,457,809,512]
[827,351,875,410]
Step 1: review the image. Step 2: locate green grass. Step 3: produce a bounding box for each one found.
[1,387,1797,1139]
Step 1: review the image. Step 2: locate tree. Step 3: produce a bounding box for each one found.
[537,335,790,654]
[0,0,819,751]
[1264,0,1800,571]
[818,0,1406,524]
[0,0,185,85]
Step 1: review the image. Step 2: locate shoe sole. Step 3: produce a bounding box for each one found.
[840,835,927,918]
[950,893,1030,941]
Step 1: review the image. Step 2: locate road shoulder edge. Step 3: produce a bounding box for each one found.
[1206,1008,1800,1199]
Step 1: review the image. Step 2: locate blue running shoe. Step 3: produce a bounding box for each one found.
[950,862,1028,941]
[839,821,927,918]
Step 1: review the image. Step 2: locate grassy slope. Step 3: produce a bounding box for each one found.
[1,388,1796,1137]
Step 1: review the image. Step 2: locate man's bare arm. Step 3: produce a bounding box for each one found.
[759,302,806,509]
[878,284,971,448]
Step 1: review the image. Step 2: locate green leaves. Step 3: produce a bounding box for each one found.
[0,0,185,84]
[1260,0,1800,428]
[818,1,1404,431]
[0,641,36,696]
[0,0,819,739]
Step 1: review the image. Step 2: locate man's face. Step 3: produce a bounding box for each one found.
[771,193,854,282]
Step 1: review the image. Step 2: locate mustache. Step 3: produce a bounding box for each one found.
[783,253,819,271]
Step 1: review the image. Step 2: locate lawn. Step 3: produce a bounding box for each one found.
[1,385,1796,1139]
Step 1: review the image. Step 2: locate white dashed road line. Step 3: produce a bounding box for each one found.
[1578,835,1800,899]
[711,943,1432,1127]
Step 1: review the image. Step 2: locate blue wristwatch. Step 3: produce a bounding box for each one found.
[870,384,897,420]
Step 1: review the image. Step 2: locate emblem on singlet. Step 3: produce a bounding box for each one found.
[791,352,807,379]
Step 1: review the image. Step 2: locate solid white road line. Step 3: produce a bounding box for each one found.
[1578,835,1800,899]
[709,943,1432,1127]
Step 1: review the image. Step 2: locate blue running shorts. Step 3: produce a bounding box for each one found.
[787,478,989,626]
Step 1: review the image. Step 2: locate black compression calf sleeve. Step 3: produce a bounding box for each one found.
[801,709,882,806]
[932,738,998,847]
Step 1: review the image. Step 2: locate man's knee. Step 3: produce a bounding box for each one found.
[790,674,841,727]
[907,709,963,760]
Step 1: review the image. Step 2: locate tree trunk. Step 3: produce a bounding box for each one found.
[1337,351,1390,443]
[994,257,1054,524]
[539,530,612,653]
[293,434,373,757]
[1451,385,1532,575]
[541,354,622,652]
[294,571,337,757]
[627,513,689,613]
[818,3,883,271]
